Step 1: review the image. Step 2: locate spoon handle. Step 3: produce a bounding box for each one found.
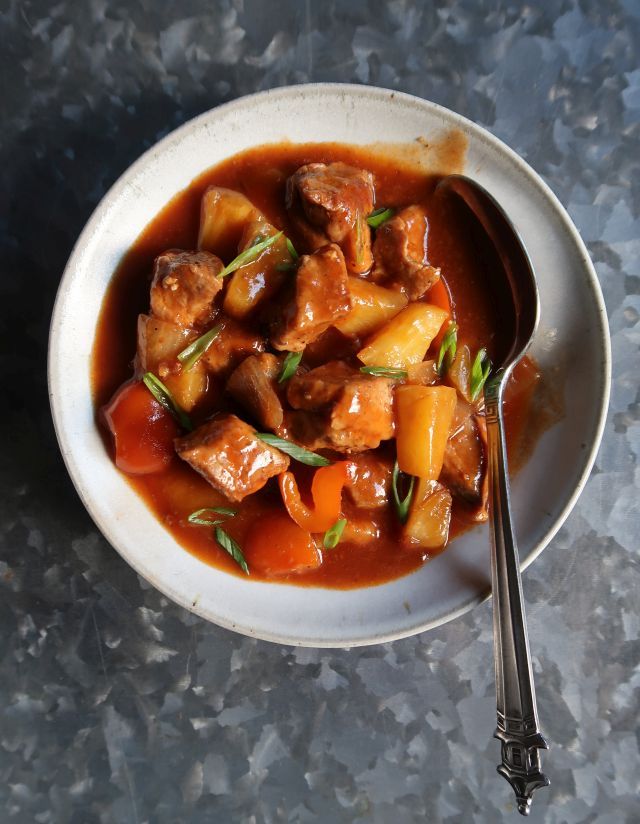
[485,380,550,815]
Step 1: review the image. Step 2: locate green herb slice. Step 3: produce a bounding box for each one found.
[177,324,222,371]
[188,506,237,526]
[256,433,331,466]
[323,518,347,549]
[286,237,299,260]
[366,207,394,229]
[142,372,193,431]
[275,262,296,273]
[391,460,415,524]
[437,322,458,376]
[215,526,249,575]
[220,231,283,277]
[360,366,408,380]
[278,351,303,383]
[470,348,492,401]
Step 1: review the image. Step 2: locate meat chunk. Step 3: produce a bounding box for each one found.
[345,453,393,509]
[150,250,223,327]
[226,353,284,431]
[286,163,375,274]
[286,361,394,453]
[202,317,265,378]
[271,244,351,352]
[440,400,488,518]
[372,205,441,300]
[175,414,289,502]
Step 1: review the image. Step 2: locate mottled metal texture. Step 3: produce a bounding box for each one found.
[1,0,638,821]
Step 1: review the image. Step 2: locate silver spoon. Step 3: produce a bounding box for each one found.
[436,175,550,815]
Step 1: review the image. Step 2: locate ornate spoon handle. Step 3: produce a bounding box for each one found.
[485,379,550,815]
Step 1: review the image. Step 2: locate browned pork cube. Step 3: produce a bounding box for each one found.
[440,400,488,519]
[345,452,393,509]
[286,361,394,453]
[286,162,375,274]
[271,244,351,352]
[150,250,223,327]
[372,205,441,300]
[202,317,265,378]
[226,353,284,431]
[175,415,289,502]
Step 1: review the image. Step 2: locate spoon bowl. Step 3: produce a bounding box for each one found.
[437,174,550,815]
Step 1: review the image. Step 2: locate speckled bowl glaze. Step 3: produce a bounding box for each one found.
[48,84,610,647]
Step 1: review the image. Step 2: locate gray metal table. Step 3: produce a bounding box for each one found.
[1,1,638,821]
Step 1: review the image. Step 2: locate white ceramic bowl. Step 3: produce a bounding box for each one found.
[48,84,610,647]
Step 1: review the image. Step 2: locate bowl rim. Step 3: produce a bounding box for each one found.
[48,83,611,645]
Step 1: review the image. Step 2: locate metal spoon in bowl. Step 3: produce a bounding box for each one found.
[436,175,550,815]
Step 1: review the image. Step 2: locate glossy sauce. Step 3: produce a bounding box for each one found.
[92,143,541,589]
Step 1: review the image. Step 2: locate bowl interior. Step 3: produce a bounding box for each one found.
[49,85,609,646]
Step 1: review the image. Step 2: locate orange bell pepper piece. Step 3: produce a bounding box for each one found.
[244,512,321,576]
[279,462,350,533]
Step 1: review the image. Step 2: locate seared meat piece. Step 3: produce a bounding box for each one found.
[286,162,375,274]
[226,353,284,431]
[271,244,351,352]
[202,317,265,378]
[345,453,393,509]
[150,250,223,327]
[372,205,441,300]
[440,400,488,518]
[286,361,394,453]
[175,414,289,502]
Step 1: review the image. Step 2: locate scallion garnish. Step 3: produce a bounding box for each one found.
[437,322,458,376]
[360,366,408,380]
[142,372,193,431]
[366,207,394,228]
[278,351,303,383]
[215,526,249,575]
[220,231,283,277]
[323,518,347,549]
[256,433,331,467]
[177,324,222,371]
[391,460,415,524]
[470,348,492,401]
[188,507,237,526]
[286,237,299,260]
[275,262,296,273]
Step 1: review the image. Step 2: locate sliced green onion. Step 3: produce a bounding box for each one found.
[470,348,492,401]
[220,231,283,277]
[437,322,458,376]
[323,518,347,549]
[177,324,222,371]
[286,237,299,260]
[360,366,408,380]
[278,351,303,383]
[188,507,237,526]
[215,526,249,575]
[391,460,415,524]
[275,262,296,273]
[142,372,193,431]
[366,207,394,228]
[256,433,330,467]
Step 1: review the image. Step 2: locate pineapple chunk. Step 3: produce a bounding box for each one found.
[137,314,207,412]
[357,303,448,370]
[198,187,264,259]
[223,220,291,319]
[334,278,408,338]
[402,479,452,550]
